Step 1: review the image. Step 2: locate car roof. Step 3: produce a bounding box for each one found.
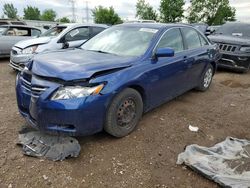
[0,24,41,30]
[223,22,250,26]
[57,23,109,28]
[116,23,193,29]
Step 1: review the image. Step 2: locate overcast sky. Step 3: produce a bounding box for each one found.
[0,0,249,22]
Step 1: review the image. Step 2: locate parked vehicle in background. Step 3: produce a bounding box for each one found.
[207,25,221,34]
[208,22,250,73]
[0,19,26,26]
[10,23,108,71]
[16,23,220,137]
[0,25,41,58]
[191,23,209,35]
[125,19,157,23]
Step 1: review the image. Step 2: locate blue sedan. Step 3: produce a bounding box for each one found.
[16,23,220,137]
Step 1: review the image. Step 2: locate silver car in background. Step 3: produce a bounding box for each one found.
[10,23,108,71]
[0,25,41,58]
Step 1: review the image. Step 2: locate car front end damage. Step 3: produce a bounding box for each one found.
[9,46,34,71]
[216,42,250,72]
[16,69,113,136]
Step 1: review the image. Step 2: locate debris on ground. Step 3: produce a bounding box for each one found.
[188,125,199,132]
[17,127,81,161]
[177,137,250,188]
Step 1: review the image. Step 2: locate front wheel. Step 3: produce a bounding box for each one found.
[104,88,143,138]
[196,64,214,91]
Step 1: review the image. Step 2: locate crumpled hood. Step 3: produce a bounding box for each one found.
[208,35,250,45]
[15,37,51,49]
[31,49,136,81]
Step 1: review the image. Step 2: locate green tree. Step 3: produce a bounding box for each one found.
[92,6,123,25]
[136,0,158,21]
[40,9,57,21]
[187,0,236,25]
[159,0,185,22]
[23,6,40,20]
[57,17,71,23]
[3,3,18,19]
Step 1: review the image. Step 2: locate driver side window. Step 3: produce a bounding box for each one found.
[157,28,184,53]
[65,27,90,42]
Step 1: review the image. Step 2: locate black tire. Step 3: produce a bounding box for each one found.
[196,64,214,92]
[104,88,143,138]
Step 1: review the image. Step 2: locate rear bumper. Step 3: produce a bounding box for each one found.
[218,53,250,71]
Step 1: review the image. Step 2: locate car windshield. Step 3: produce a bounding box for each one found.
[81,26,158,57]
[214,23,250,38]
[40,26,67,37]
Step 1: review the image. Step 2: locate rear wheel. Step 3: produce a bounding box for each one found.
[196,64,214,91]
[104,88,143,138]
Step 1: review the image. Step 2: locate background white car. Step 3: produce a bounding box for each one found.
[10,23,108,71]
[0,25,41,58]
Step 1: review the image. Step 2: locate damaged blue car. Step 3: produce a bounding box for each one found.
[16,23,220,137]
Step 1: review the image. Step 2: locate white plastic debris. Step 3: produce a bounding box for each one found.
[177,137,250,188]
[188,125,199,132]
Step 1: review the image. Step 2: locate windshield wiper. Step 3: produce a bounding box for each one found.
[86,49,117,56]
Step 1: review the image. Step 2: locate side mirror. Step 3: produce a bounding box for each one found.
[62,42,69,49]
[155,48,175,58]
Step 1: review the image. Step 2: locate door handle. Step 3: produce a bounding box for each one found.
[183,56,188,63]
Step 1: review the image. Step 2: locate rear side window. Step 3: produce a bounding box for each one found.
[182,27,201,49]
[91,27,105,37]
[6,27,30,36]
[65,27,90,42]
[157,28,184,53]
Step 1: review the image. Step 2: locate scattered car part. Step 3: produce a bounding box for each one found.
[17,126,81,161]
[10,23,108,71]
[208,22,250,73]
[188,125,199,132]
[177,137,250,188]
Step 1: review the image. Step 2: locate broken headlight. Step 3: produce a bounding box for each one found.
[22,45,38,54]
[51,84,104,100]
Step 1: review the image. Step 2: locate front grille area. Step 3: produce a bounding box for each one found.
[9,60,25,71]
[21,73,47,98]
[217,43,239,52]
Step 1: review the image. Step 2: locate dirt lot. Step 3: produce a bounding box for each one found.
[0,58,250,188]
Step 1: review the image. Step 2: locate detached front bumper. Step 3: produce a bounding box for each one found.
[16,73,112,136]
[218,53,250,72]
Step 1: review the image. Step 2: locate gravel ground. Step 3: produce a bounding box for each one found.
[0,58,250,188]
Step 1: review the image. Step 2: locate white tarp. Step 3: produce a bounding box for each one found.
[177,137,250,188]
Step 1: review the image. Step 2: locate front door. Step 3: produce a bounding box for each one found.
[147,28,189,108]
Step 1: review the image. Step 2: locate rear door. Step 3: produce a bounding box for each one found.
[148,28,189,107]
[181,27,210,86]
